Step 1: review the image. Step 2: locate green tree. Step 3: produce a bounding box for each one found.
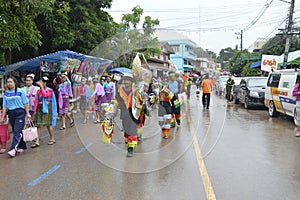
[217,47,234,70]
[260,36,284,55]
[143,16,159,36]
[218,48,234,62]
[194,47,209,58]
[68,0,118,54]
[260,35,300,56]
[205,49,217,59]
[113,6,160,67]
[121,5,143,30]
[0,0,118,65]
[241,63,260,77]
[36,1,75,55]
[226,50,263,76]
[0,0,54,64]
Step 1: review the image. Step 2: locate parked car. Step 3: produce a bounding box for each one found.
[265,70,300,125]
[229,77,243,101]
[232,76,267,109]
[215,76,229,96]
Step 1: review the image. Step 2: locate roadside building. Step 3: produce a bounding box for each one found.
[148,42,174,78]
[154,30,196,74]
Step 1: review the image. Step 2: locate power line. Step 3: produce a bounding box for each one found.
[243,0,274,31]
[264,17,288,38]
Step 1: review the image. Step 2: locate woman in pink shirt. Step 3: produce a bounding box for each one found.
[31,74,57,148]
[293,78,300,137]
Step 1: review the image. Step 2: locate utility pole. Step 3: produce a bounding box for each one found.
[282,0,295,69]
[240,30,243,51]
[235,30,243,51]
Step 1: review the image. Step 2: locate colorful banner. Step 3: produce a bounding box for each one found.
[40,60,61,73]
[60,57,81,73]
[261,55,279,72]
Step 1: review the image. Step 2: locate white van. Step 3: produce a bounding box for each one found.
[265,70,300,125]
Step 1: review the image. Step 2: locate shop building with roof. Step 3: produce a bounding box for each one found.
[193,57,220,75]
[153,30,197,73]
[147,42,174,78]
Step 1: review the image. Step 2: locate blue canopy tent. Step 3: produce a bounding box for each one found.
[250,60,261,68]
[4,50,112,74]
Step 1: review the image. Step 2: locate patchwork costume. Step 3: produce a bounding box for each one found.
[158,84,174,139]
[114,79,143,156]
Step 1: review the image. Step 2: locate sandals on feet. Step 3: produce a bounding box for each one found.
[31,143,40,148]
[59,126,66,130]
[48,140,56,145]
[0,148,6,154]
[70,120,75,127]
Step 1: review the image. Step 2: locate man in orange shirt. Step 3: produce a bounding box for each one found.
[201,74,212,109]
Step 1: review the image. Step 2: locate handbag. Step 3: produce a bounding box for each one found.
[22,119,38,142]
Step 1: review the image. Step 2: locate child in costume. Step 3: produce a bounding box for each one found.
[158,82,174,139]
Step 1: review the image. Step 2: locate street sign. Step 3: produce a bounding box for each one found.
[241,55,261,61]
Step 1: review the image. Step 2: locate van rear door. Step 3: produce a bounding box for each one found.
[278,74,297,116]
[265,73,281,109]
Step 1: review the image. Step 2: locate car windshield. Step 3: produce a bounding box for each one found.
[247,78,267,87]
[233,78,242,85]
[220,77,229,83]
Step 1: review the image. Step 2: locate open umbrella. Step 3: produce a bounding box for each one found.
[110,67,132,74]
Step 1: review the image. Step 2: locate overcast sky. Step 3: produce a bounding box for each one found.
[107,0,299,54]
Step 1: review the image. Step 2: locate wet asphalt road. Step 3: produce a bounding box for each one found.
[1,85,300,200]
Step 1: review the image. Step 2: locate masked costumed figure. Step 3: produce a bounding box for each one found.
[100,103,117,143]
[114,73,141,157]
[158,82,174,139]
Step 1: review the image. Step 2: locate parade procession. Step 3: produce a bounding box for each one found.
[0,50,190,158]
[2,1,300,199]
